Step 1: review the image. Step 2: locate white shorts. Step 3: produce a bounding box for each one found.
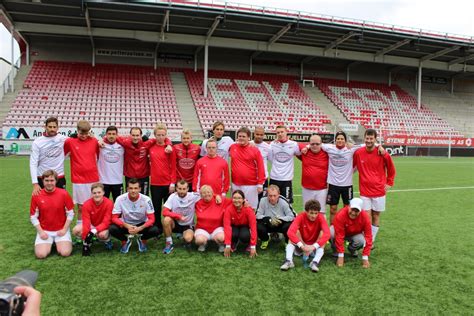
[231,183,259,209]
[361,196,386,212]
[73,183,93,204]
[35,230,72,246]
[194,227,224,240]
[302,187,328,213]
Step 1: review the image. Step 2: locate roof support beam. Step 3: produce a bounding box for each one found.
[420,46,460,62]
[374,39,410,57]
[324,31,357,53]
[448,53,474,66]
[85,8,94,47]
[302,56,315,63]
[268,23,292,46]
[206,16,222,40]
[160,10,169,41]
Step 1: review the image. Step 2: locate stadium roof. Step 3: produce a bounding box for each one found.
[1,0,473,78]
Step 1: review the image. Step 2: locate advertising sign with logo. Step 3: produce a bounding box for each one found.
[385,135,473,148]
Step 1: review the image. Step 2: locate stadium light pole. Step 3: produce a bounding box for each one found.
[204,40,209,97]
[10,26,14,92]
[417,63,422,109]
[388,71,392,87]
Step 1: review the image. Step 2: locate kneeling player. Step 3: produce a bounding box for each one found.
[330,198,372,268]
[281,200,329,272]
[161,180,201,254]
[72,183,113,256]
[29,170,74,259]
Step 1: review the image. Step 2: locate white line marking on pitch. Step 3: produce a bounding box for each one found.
[293,186,474,196]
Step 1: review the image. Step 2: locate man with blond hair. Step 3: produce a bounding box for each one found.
[174,129,201,189]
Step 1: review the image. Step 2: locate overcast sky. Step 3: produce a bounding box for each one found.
[245,0,473,36]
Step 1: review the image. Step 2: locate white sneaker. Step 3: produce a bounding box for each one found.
[310,261,319,273]
[218,244,225,253]
[280,260,295,271]
[197,244,207,252]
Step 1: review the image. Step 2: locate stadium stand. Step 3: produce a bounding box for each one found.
[3,61,182,130]
[315,78,463,138]
[184,69,331,133]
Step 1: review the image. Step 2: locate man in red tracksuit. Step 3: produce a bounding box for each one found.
[229,127,265,209]
[353,128,396,247]
[331,198,372,268]
[281,199,330,273]
[193,138,230,196]
[149,123,177,230]
[174,129,200,189]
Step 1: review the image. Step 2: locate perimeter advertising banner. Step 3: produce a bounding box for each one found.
[384,135,473,147]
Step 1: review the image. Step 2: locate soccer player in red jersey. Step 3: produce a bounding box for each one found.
[29,170,74,259]
[193,138,230,196]
[331,198,372,268]
[223,190,258,258]
[174,129,201,190]
[281,199,330,272]
[72,183,113,256]
[64,120,99,222]
[353,129,396,247]
[194,185,225,252]
[229,127,266,209]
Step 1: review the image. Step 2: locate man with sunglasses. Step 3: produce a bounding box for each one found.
[298,134,329,215]
[330,198,372,268]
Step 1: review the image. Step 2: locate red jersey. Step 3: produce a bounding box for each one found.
[192,156,230,195]
[116,136,156,179]
[174,143,201,183]
[229,143,265,186]
[195,197,225,233]
[287,212,329,246]
[81,197,113,239]
[223,201,257,246]
[298,144,329,190]
[353,148,396,197]
[333,206,372,257]
[149,143,177,186]
[30,188,74,231]
[64,137,99,183]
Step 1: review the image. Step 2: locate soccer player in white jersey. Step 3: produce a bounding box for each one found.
[251,126,271,201]
[109,179,160,254]
[161,180,201,254]
[98,126,124,201]
[200,121,234,160]
[30,117,67,196]
[268,125,301,204]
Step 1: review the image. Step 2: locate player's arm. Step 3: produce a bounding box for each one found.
[315,216,331,247]
[247,208,258,258]
[286,215,302,246]
[222,161,230,195]
[29,142,42,195]
[334,218,346,266]
[384,153,396,189]
[279,201,296,222]
[58,194,75,236]
[30,199,48,240]
[169,150,177,193]
[192,162,200,192]
[162,206,183,221]
[137,200,156,231]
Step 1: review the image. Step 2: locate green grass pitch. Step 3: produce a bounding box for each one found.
[0,156,473,314]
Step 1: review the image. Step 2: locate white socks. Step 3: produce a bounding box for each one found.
[371,225,379,242]
[166,236,173,244]
[312,248,324,264]
[285,243,295,261]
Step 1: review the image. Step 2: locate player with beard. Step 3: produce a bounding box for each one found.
[200,121,234,160]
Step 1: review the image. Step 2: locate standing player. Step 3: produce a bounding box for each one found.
[200,121,234,160]
[250,126,270,200]
[64,120,99,222]
[30,117,67,195]
[229,127,266,209]
[193,139,230,196]
[298,134,329,214]
[174,129,201,189]
[353,129,396,247]
[256,185,295,249]
[71,183,113,256]
[109,179,159,253]
[268,125,301,204]
[281,200,330,272]
[149,124,177,230]
[29,170,74,259]
[331,198,372,268]
[161,180,201,254]
[98,126,124,201]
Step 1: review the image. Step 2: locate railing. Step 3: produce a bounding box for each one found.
[0,56,20,102]
[151,0,473,43]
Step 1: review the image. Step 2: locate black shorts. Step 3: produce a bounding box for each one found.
[327,184,353,206]
[269,179,293,204]
[37,177,66,189]
[103,184,123,202]
[173,220,193,233]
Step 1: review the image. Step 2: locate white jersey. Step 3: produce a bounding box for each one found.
[30,134,67,183]
[322,144,363,187]
[113,193,154,225]
[269,139,300,181]
[251,140,270,179]
[163,192,201,226]
[200,136,234,160]
[98,142,124,185]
